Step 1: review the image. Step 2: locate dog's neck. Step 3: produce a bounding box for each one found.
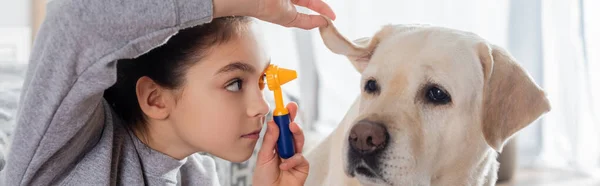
[473,149,499,186]
[430,145,498,186]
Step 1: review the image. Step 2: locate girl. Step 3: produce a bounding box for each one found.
[2,0,336,185]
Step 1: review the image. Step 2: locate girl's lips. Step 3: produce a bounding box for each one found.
[241,129,262,139]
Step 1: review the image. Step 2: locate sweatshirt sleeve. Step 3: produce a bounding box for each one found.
[3,0,214,185]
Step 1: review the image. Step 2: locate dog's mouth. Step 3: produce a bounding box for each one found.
[348,163,392,185]
[355,165,377,178]
[349,161,381,178]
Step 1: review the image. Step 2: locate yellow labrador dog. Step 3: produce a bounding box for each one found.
[305,19,551,186]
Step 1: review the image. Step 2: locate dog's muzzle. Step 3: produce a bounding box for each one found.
[347,120,389,177]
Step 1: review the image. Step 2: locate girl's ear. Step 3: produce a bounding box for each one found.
[136,76,173,120]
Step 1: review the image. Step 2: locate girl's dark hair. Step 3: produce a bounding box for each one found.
[104,16,252,133]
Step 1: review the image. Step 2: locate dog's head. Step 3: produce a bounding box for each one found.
[319,19,550,185]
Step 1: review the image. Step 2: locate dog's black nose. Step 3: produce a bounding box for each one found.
[348,120,388,155]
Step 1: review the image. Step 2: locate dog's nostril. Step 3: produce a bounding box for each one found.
[366,136,374,146]
[348,120,388,155]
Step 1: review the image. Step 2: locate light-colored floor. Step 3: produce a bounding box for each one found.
[497,168,600,186]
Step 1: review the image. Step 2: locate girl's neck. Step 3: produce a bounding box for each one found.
[133,122,195,160]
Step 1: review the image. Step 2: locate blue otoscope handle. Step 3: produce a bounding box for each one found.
[273,114,295,159]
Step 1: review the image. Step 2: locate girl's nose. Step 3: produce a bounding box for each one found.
[248,92,270,118]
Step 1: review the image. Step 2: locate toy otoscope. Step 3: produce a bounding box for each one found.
[265,64,297,159]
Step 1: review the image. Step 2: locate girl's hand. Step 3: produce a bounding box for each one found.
[252,102,309,186]
[213,0,337,30]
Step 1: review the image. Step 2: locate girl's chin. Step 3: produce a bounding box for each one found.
[216,147,256,163]
[224,152,254,163]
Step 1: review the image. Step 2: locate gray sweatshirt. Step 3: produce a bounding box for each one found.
[2,0,222,185]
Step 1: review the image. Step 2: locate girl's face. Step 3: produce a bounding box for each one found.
[168,22,270,162]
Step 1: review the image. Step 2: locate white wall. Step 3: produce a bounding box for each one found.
[0,0,31,64]
[0,0,30,27]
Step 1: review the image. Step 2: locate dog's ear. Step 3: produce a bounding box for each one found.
[318,17,390,73]
[478,43,551,152]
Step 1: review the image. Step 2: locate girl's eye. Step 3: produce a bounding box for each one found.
[259,74,266,90]
[226,79,243,92]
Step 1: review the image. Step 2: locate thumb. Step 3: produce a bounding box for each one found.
[286,102,299,121]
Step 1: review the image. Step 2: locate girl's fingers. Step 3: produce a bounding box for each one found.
[284,13,328,30]
[289,122,305,153]
[292,0,337,20]
[279,153,310,172]
[285,102,298,121]
[285,102,303,152]
[257,121,280,164]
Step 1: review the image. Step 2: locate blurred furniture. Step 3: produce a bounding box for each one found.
[497,137,517,182]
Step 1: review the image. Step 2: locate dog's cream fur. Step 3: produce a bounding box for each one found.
[305,19,551,186]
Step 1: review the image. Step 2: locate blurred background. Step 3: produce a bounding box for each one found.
[0,0,598,185]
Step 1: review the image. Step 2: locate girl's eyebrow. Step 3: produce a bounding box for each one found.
[215,59,272,75]
[215,62,255,75]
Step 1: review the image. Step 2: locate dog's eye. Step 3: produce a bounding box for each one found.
[364,79,380,94]
[426,86,451,104]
